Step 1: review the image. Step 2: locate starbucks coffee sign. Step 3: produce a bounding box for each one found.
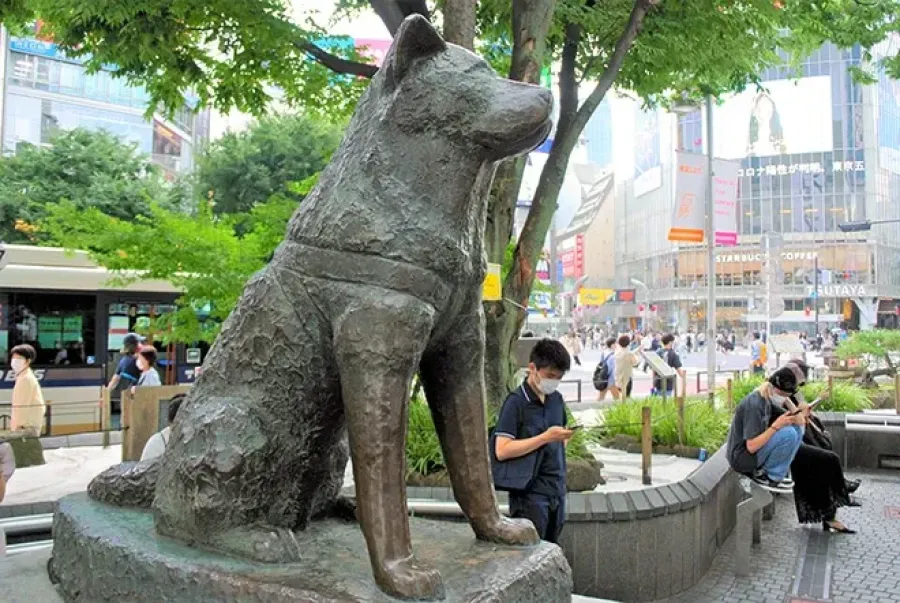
[716,250,818,264]
[806,284,868,298]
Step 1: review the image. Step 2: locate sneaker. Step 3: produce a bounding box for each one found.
[750,470,793,493]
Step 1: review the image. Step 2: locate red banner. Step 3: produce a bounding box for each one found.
[575,234,585,278]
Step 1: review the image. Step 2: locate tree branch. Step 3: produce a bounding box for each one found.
[506,0,656,302]
[295,39,379,78]
[369,0,431,36]
[572,0,657,137]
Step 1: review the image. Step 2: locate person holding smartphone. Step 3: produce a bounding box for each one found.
[726,363,807,492]
[494,339,573,544]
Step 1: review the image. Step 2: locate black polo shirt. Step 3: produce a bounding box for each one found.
[495,380,568,498]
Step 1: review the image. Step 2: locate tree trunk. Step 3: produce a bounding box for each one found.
[442,0,477,49]
[499,0,656,391]
[482,0,558,409]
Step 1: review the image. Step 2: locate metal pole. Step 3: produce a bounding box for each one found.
[814,256,820,338]
[765,234,772,346]
[705,96,716,404]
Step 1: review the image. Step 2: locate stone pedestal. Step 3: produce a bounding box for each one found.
[50,493,572,603]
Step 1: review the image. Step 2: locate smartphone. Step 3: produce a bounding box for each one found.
[789,398,823,415]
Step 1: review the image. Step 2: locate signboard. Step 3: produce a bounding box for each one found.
[807,284,868,298]
[611,289,636,304]
[669,152,740,245]
[186,348,202,365]
[579,288,614,306]
[768,334,805,356]
[669,152,706,242]
[482,263,502,301]
[641,350,676,379]
[713,160,740,246]
[575,234,585,277]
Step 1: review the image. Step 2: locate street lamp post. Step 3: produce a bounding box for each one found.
[673,95,717,403]
[630,278,651,332]
[704,96,717,404]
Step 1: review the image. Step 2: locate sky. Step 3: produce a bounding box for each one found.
[288,1,391,39]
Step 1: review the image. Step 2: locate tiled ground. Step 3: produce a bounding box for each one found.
[651,470,900,603]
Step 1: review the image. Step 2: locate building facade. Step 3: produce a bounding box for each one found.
[613,42,900,335]
[0,26,209,179]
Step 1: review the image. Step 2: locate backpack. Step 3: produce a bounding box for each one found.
[489,388,540,493]
[593,352,612,390]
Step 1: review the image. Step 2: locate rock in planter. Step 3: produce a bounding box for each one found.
[612,434,638,450]
[673,444,702,459]
[0,431,45,468]
[567,458,605,491]
[406,470,452,488]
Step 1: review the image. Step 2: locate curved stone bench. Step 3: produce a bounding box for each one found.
[401,446,740,602]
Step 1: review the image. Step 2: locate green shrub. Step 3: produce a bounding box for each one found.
[599,397,732,452]
[724,375,765,405]
[406,394,444,478]
[719,375,872,413]
[801,380,872,413]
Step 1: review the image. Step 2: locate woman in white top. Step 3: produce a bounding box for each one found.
[140,394,185,461]
[132,345,162,394]
[10,344,45,437]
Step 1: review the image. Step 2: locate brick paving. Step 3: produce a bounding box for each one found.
[651,470,900,603]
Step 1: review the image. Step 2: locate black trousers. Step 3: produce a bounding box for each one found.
[509,492,566,544]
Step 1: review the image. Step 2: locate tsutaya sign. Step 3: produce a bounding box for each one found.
[806,284,868,298]
[716,250,818,264]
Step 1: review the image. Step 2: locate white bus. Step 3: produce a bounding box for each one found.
[0,245,203,435]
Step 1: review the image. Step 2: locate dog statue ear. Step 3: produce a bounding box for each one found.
[384,14,447,87]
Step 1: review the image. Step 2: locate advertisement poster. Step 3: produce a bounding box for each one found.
[670,152,740,246]
[579,289,614,306]
[669,152,706,243]
[711,76,834,160]
[713,160,740,246]
[633,108,662,197]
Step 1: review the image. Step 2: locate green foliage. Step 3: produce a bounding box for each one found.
[406,393,445,478]
[6,0,371,120]
[38,191,299,344]
[600,397,732,452]
[0,129,171,244]
[723,375,872,413]
[800,381,872,413]
[837,329,900,364]
[725,375,766,406]
[196,114,343,214]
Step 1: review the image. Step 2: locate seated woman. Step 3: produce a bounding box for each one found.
[767,362,859,533]
[726,363,806,492]
[0,441,14,503]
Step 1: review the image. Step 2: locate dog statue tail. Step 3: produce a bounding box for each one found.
[88,458,160,508]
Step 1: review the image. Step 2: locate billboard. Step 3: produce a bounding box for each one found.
[711,76,834,160]
[633,108,661,196]
[877,71,900,175]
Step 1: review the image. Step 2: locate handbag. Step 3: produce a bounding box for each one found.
[489,387,541,493]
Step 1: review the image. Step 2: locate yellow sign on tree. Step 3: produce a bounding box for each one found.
[482,263,502,301]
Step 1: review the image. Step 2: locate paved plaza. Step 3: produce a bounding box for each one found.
[652,470,900,603]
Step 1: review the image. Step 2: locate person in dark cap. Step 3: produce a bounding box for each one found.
[767,360,859,533]
[726,362,807,492]
[106,332,145,407]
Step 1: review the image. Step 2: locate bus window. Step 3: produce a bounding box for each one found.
[1,292,97,365]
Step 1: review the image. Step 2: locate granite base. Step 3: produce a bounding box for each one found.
[50,493,572,602]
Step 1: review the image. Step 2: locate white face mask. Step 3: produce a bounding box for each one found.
[771,393,790,405]
[10,358,26,373]
[137,358,148,371]
[539,378,561,395]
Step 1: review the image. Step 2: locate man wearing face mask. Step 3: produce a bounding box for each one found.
[494,338,573,543]
[726,363,807,491]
